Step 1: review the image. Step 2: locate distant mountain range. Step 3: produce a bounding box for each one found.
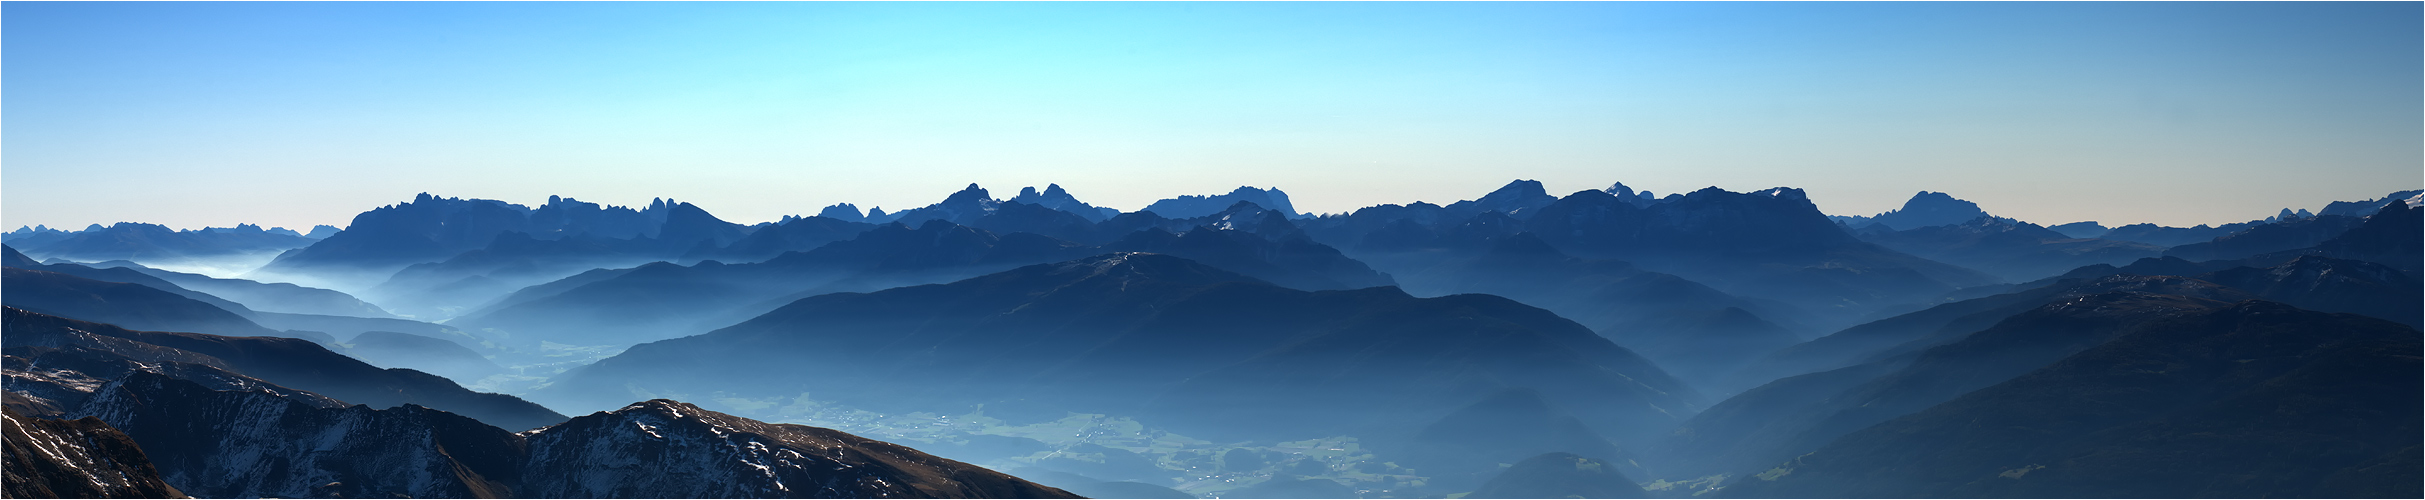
[5,180,2417,499]
[6,222,322,275]
[532,253,1700,462]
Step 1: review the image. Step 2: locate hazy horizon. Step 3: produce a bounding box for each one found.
[6,2,2419,231]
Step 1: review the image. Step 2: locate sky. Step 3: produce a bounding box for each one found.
[5,2,2419,231]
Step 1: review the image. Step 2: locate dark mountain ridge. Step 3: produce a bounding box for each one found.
[456,215,1390,349]
[95,259,396,318]
[5,307,565,431]
[3,407,184,499]
[1651,284,2243,481]
[1720,301,2421,498]
[1856,216,2165,283]
[1141,186,1303,219]
[533,253,1701,455]
[1853,191,1991,231]
[56,373,1079,499]
[251,194,752,292]
[14,221,317,266]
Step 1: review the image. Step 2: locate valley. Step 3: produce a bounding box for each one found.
[6,182,2418,498]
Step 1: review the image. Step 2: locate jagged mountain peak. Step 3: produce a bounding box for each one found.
[1015,184,1075,199]
[1604,181,1659,206]
[949,183,989,200]
[1445,180,1561,219]
[817,203,865,221]
[1142,186,1301,219]
[1491,179,1547,196]
[1003,183,1118,222]
[1864,190,1992,230]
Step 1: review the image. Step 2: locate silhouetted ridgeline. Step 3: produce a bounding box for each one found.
[6,180,2418,499]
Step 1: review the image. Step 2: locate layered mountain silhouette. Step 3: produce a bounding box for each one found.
[3,266,289,339]
[1441,179,1561,220]
[1384,232,1804,393]
[450,220,1098,348]
[56,374,1075,499]
[2242,202,2422,275]
[94,259,395,318]
[5,307,564,431]
[1304,182,1997,335]
[1010,184,1123,222]
[10,180,2420,499]
[251,194,751,292]
[1517,187,1997,330]
[1142,186,1302,219]
[1651,280,2251,481]
[1,224,80,249]
[1845,191,1991,231]
[534,253,1700,454]
[457,216,1391,349]
[2317,189,2423,217]
[1726,273,2261,394]
[2099,220,2264,247]
[346,330,510,384]
[1393,388,1633,491]
[873,184,1006,226]
[2196,256,2422,328]
[1720,301,2420,498]
[683,215,876,263]
[1856,216,2164,282]
[11,222,316,267]
[2162,213,2366,263]
[364,231,677,319]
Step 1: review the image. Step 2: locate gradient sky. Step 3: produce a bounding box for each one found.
[6,2,2419,231]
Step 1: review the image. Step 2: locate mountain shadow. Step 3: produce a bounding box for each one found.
[1719,301,2421,498]
[1650,278,2255,481]
[1725,274,2256,392]
[2,407,185,499]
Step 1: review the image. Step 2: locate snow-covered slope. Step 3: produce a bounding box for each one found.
[2,407,186,499]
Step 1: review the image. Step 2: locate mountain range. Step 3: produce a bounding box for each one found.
[6,179,2418,499]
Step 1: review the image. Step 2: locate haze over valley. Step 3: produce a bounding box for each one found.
[7,181,2420,498]
[6,2,2420,498]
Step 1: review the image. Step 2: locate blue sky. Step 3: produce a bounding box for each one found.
[6,2,2418,230]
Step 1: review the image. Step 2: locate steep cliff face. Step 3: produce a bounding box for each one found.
[3,407,185,499]
[78,373,527,499]
[521,400,1078,499]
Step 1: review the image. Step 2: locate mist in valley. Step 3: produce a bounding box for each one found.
[8,182,2419,499]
